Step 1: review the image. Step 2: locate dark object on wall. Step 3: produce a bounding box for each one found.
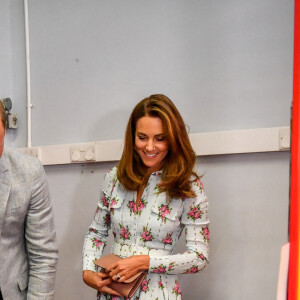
[1,98,18,129]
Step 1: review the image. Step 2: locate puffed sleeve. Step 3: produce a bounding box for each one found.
[148,179,209,274]
[82,167,117,271]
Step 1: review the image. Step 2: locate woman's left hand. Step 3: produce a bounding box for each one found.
[106,255,150,283]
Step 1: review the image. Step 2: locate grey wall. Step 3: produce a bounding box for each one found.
[1,0,27,146]
[1,1,293,299]
[5,0,293,147]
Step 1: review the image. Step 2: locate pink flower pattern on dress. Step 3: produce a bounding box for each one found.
[106,168,112,174]
[103,213,110,225]
[201,225,210,242]
[141,278,150,293]
[88,227,98,234]
[196,251,207,261]
[157,204,172,223]
[141,226,154,243]
[110,197,119,208]
[91,237,103,250]
[94,205,100,217]
[128,198,147,216]
[128,200,136,215]
[101,195,109,208]
[158,280,165,290]
[119,224,131,241]
[154,184,162,194]
[184,265,199,273]
[111,180,117,192]
[162,233,173,245]
[106,168,118,192]
[187,204,203,221]
[168,261,175,271]
[172,280,182,298]
[195,178,204,192]
[152,264,167,274]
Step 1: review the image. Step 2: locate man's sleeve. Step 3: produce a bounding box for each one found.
[25,162,58,300]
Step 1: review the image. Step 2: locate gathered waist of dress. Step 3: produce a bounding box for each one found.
[111,241,172,257]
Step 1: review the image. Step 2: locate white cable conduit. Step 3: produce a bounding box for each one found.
[24,0,32,147]
[20,126,290,165]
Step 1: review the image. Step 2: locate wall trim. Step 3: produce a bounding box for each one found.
[19,126,290,165]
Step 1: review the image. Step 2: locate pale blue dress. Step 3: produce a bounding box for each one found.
[83,167,209,300]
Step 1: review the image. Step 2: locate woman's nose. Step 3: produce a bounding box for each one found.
[145,140,154,151]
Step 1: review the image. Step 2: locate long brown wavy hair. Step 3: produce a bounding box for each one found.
[117,94,198,199]
[0,101,6,129]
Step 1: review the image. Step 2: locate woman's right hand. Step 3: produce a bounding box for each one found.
[82,270,121,296]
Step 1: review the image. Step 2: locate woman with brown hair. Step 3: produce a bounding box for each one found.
[83,94,209,299]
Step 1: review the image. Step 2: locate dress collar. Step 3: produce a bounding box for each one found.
[150,170,162,176]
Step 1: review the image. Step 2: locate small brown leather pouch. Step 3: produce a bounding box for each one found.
[94,254,147,298]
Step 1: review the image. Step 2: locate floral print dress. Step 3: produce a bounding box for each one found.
[83,167,209,300]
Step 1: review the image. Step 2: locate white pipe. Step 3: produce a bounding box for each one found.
[24,0,32,147]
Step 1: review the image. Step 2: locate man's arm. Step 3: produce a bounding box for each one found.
[25,162,58,300]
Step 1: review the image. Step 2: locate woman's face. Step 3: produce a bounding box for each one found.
[135,116,168,172]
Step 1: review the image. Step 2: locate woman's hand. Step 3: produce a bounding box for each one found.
[106,255,150,283]
[82,270,121,296]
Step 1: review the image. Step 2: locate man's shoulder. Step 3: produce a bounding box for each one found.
[4,147,42,175]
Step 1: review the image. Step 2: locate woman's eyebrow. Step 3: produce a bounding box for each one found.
[136,132,164,137]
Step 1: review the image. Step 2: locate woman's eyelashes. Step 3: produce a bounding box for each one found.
[137,135,147,141]
[155,136,165,142]
[137,135,165,142]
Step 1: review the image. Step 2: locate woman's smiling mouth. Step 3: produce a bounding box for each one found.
[144,152,157,158]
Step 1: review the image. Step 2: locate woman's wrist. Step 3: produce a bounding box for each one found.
[137,255,150,270]
[83,270,94,284]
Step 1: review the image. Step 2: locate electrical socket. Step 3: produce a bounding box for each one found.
[70,143,96,162]
[7,114,18,129]
[279,127,290,150]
